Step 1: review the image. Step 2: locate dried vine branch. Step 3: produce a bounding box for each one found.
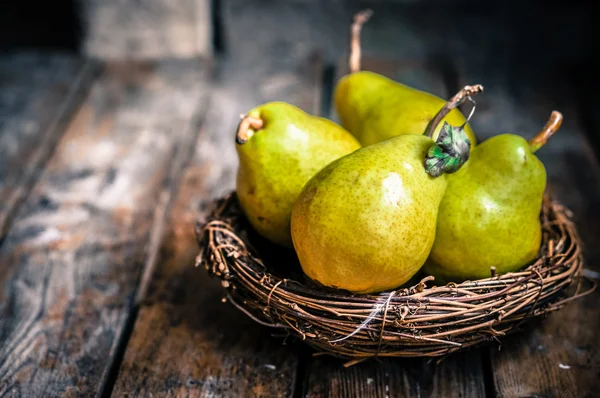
[195,193,591,362]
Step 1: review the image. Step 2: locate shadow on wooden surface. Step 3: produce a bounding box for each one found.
[307,352,485,398]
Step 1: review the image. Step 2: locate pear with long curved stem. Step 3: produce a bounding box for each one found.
[334,9,478,147]
[424,111,564,283]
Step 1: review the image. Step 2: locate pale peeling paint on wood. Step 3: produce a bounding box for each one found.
[81,0,213,59]
[0,59,212,397]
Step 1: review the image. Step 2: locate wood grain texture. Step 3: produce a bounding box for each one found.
[308,353,485,398]
[0,53,98,242]
[81,0,212,59]
[0,59,211,396]
[112,1,329,396]
[306,58,486,398]
[456,60,600,398]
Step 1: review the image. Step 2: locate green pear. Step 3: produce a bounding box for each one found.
[424,111,563,283]
[291,119,472,293]
[333,10,477,147]
[335,72,477,147]
[236,102,360,247]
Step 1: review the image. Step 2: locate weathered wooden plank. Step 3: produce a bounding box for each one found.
[0,59,212,396]
[0,53,98,242]
[308,353,485,398]
[456,60,600,398]
[111,0,331,395]
[81,0,212,59]
[306,58,486,398]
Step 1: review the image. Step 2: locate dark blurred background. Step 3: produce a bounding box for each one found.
[1,0,595,63]
[1,0,597,143]
[1,0,596,74]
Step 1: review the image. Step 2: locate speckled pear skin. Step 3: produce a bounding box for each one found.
[334,71,477,147]
[236,102,360,247]
[291,134,447,294]
[425,134,546,283]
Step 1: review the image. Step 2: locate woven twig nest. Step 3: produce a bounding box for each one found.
[195,192,587,361]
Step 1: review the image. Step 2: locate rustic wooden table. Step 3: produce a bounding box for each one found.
[1,1,598,397]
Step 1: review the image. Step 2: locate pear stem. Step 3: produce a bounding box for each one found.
[236,114,264,145]
[349,9,373,74]
[528,111,563,153]
[424,85,484,138]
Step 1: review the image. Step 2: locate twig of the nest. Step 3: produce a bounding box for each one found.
[195,193,589,361]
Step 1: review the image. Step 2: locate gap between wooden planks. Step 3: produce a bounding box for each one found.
[0,58,212,397]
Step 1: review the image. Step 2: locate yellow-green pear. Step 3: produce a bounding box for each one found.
[424,111,563,283]
[291,95,474,293]
[335,72,477,146]
[334,10,477,147]
[236,102,360,247]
